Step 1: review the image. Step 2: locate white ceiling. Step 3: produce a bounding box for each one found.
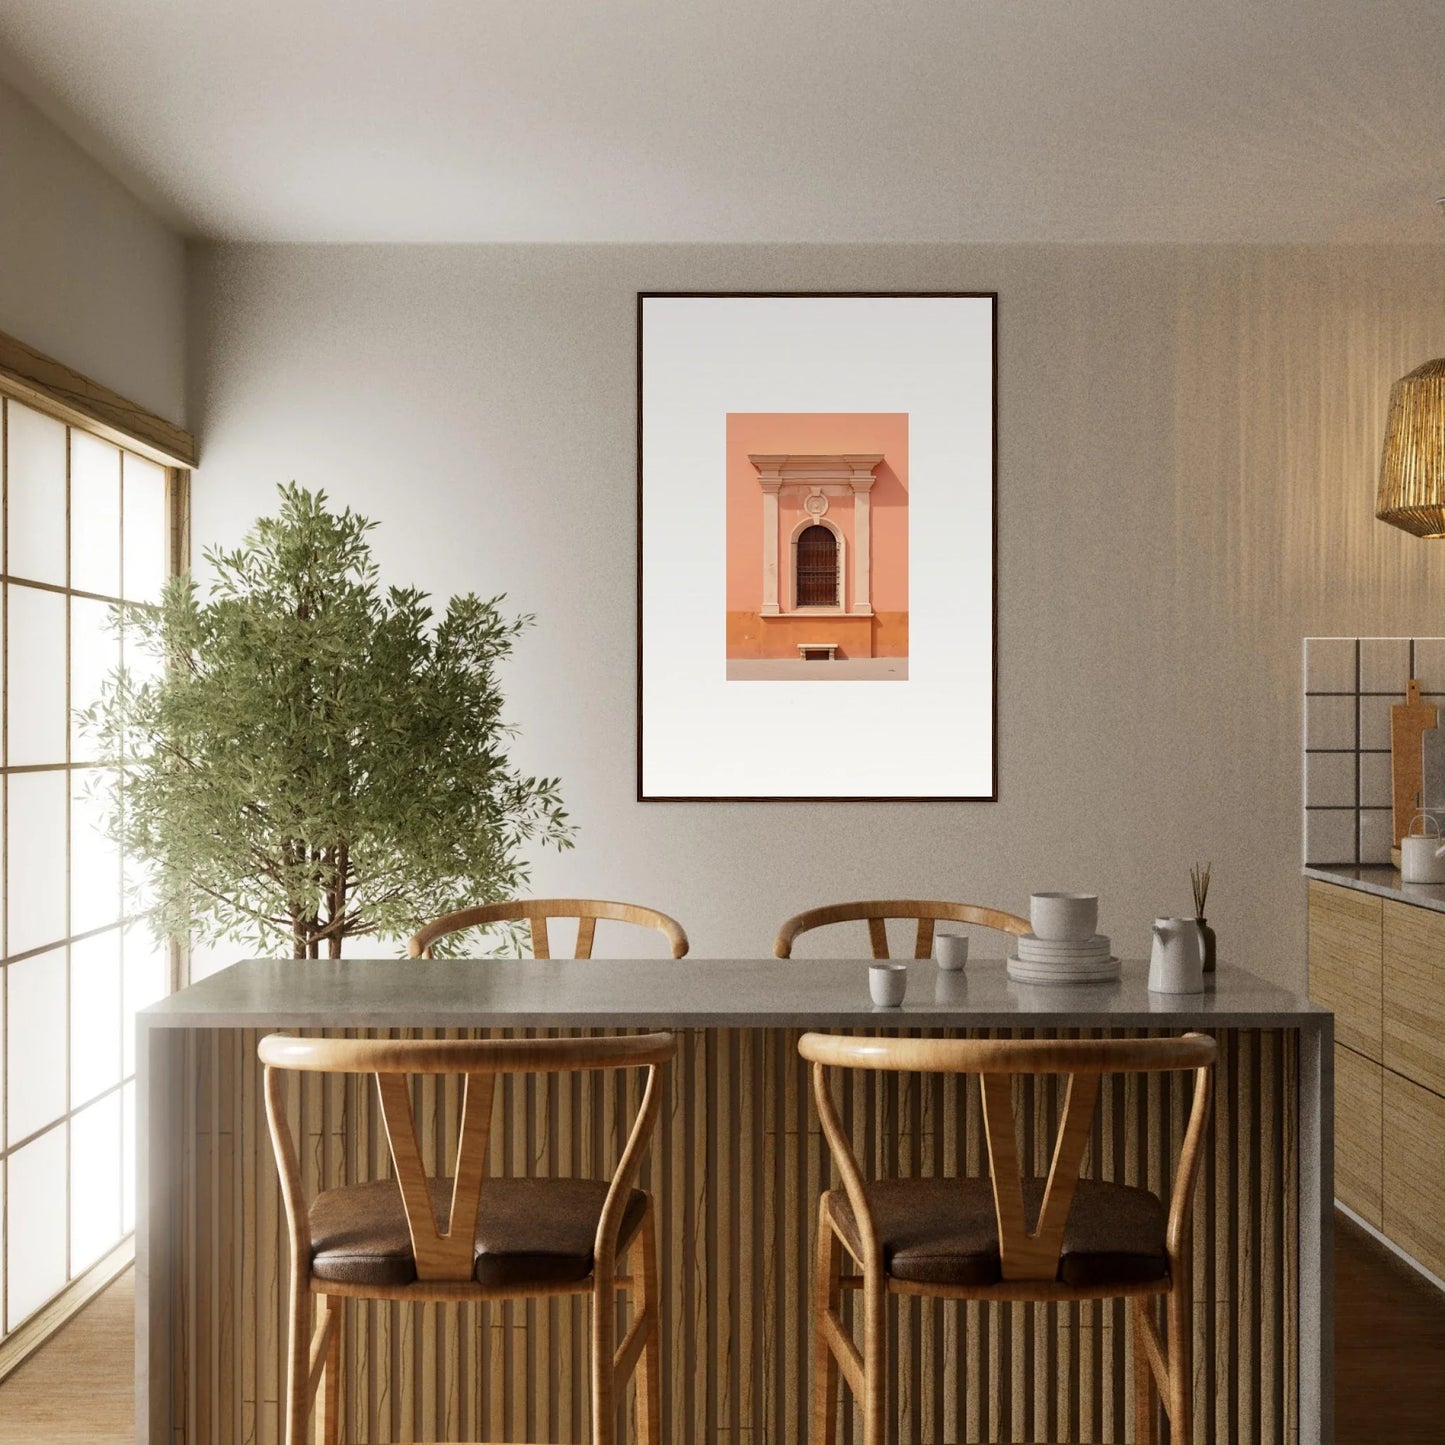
[1,1,1443,244]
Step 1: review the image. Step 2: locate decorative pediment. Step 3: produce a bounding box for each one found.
[749,454,883,492]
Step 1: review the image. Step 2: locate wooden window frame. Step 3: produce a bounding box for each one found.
[0,326,194,1380]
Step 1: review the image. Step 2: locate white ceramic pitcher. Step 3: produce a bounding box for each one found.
[1406,813,1445,883]
[1148,917,1205,994]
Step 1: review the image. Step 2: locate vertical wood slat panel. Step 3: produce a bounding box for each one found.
[171,1026,1299,1444]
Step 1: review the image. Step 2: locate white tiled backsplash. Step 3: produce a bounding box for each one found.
[1303,638,1445,865]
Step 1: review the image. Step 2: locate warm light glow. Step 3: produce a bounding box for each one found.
[1376,357,1445,537]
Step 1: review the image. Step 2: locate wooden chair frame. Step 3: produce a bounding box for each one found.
[408,897,689,960]
[797,1032,1217,1445]
[259,1031,677,1445]
[773,898,1030,960]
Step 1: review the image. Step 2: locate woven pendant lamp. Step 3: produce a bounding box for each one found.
[1377,358,1445,537]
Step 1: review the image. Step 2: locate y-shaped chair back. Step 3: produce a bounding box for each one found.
[409,897,689,959]
[774,898,1029,961]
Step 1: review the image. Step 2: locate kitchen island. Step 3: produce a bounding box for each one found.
[137,958,1332,1444]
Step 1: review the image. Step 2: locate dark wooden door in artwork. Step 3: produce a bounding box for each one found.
[796,525,838,606]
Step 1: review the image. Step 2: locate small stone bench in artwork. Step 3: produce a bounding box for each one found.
[797,643,838,661]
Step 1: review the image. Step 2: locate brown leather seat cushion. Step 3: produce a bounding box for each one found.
[309,1176,647,1289]
[828,1177,1168,1289]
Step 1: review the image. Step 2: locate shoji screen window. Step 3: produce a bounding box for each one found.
[1,396,175,1345]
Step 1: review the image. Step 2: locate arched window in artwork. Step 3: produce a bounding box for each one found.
[795,524,839,607]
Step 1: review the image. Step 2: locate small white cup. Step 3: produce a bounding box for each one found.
[1030,892,1099,942]
[869,962,908,1007]
[934,933,970,971]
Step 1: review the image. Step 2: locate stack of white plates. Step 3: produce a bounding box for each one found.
[1007,932,1120,984]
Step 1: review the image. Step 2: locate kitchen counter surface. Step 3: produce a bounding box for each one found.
[142,956,1326,1032]
[1305,862,1445,915]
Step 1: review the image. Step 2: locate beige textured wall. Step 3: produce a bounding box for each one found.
[186,243,1445,983]
[0,76,186,423]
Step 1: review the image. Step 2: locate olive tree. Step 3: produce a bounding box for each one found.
[81,484,573,958]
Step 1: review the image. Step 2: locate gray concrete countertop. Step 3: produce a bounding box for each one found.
[141,957,1326,1032]
[1304,863,1445,916]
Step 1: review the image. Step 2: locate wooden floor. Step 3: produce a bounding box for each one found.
[0,1269,135,1443]
[1333,1210,1445,1445]
[0,1215,1440,1442]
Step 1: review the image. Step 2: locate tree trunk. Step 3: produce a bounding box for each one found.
[325,840,348,959]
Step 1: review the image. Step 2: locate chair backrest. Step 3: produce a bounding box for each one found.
[797,1032,1216,1282]
[408,898,689,960]
[773,899,1030,960]
[259,1032,676,1284]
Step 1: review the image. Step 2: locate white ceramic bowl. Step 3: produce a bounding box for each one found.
[1029,892,1099,942]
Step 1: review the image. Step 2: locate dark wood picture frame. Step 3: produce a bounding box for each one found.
[636,290,998,802]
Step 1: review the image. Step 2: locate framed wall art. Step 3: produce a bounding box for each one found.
[637,291,997,801]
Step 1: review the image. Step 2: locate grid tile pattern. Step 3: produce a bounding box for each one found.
[1302,637,1445,865]
[0,394,176,1344]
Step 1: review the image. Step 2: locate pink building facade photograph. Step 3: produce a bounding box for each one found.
[725,412,908,680]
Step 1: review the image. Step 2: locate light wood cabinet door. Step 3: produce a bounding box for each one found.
[1334,1044,1382,1227]
[1308,881,1382,1061]
[1383,1070,1445,1281]
[1383,899,1445,1097]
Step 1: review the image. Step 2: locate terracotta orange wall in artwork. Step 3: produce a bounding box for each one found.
[726,610,908,659]
[725,412,908,659]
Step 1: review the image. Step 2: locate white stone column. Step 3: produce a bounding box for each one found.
[759,472,781,615]
[848,462,877,616]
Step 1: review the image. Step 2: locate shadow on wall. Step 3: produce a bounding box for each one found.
[1168,252,1445,638]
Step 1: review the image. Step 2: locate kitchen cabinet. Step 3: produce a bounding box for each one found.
[1334,1042,1383,1228]
[1383,1070,1445,1280]
[1308,881,1382,1060]
[1384,898,1445,1097]
[1307,875,1445,1283]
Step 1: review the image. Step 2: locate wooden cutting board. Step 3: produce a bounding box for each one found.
[1392,679,1439,847]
